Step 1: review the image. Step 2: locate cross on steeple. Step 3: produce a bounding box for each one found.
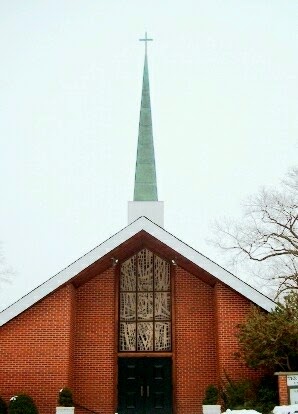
[139,32,153,54]
[128,31,164,226]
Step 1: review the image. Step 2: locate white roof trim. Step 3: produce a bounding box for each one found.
[0,217,275,326]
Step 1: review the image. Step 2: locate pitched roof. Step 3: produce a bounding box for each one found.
[0,217,275,326]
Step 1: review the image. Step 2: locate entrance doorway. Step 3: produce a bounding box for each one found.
[118,357,172,414]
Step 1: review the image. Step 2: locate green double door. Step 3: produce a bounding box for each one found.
[118,357,172,414]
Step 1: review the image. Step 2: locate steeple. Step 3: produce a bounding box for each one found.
[128,33,164,226]
[133,46,158,201]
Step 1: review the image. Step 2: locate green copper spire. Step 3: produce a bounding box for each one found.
[133,34,158,201]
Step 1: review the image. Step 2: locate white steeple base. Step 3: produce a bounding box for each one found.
[128,201,164,227]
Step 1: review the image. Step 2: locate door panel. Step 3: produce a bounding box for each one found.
[146,360,172,413]
[118,358,172,414]
[118,359,143,412]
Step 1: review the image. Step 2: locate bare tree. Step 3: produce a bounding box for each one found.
[213,168,298,298]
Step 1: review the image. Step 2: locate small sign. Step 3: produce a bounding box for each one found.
[289,388,298,405]
[287,375,298,386]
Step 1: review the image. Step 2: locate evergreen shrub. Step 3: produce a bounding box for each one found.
[8,394,38,414]
[202,385,219,405]
[220,373,278,414]
[254,375,279,414]
[58,388,74,407]
[221,377,255,410]
[0,397,7,414]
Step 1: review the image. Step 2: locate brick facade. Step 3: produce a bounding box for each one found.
[175,267,217,414]
[73,269,116,414]
[214,283,262,382]
[0,284,75,413]
[0,248,265,414]
[277,375,289,405]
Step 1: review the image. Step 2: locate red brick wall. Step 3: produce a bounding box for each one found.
[174,270,264,414]
[277,375,288,405]
[0,257,267,414]
[214,282,263,383]
[0,284,75,414]
[73,268,116,414]
[175,266,217,414]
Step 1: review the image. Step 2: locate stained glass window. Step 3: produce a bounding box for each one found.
[119,249,171,352]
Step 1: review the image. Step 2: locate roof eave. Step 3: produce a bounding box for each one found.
[0,217,276,326]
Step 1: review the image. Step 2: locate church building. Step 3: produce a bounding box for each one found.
[0,36,275,414]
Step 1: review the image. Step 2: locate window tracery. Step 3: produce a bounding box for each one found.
[119,249,171,352]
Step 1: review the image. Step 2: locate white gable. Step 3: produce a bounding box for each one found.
[0,217,275,326]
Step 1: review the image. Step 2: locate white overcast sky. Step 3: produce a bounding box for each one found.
[0,0,297,310]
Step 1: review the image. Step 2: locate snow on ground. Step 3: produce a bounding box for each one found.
[222,410,261,414]
[222,407,298,414]
[273,405,298,414]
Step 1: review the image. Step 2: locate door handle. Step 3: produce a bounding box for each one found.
[140,386,144,397]
[147,385,149,397]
